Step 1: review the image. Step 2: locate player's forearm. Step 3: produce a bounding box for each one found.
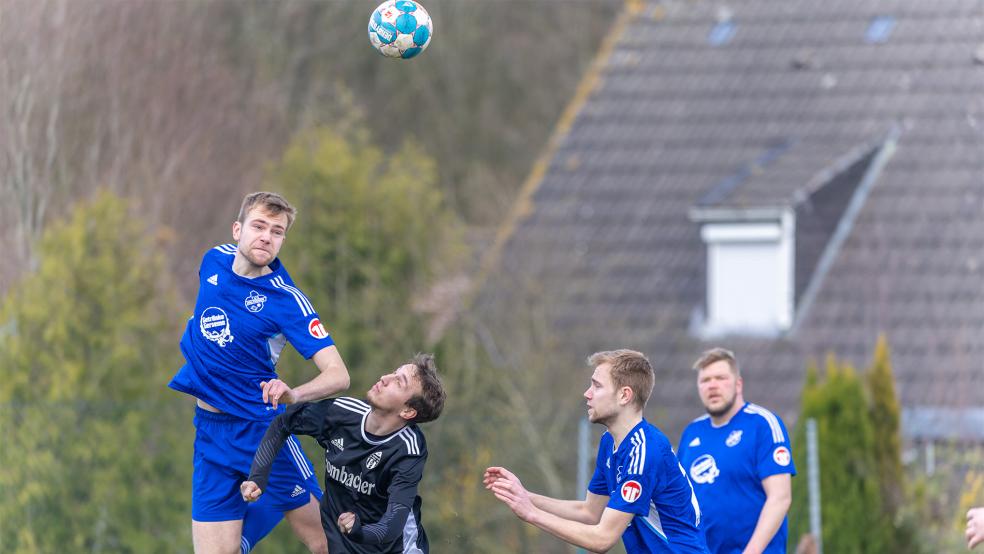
[349,501,411,544]
[742,493,791,554]
[530,493,598,524]
[526,508,620,552]
[293,347,350,403]
[247,414,291,490]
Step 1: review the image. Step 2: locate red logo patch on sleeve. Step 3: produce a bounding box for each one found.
[308,318,329,339]
[620,480,643,503]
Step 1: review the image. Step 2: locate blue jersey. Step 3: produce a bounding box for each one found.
[588,419,708,554]
[169,244,335,421]
[677,403,796,554]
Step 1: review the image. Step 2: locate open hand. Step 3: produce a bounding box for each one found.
[968,507,984,550]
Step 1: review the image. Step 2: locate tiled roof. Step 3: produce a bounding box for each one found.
[480,0,984,440]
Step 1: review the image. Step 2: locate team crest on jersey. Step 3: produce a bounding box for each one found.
[308,318,328,339]
[726,430,743,447]
[773,446,791,466]
[366,451,383,469]
[244,290,268,313]
[620,480,643,503]
[689,454,720,484]
[200,307,234,347]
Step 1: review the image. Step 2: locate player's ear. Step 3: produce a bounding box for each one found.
[232,220,242,241]
[619,386,634,407]
[399,406,418,422]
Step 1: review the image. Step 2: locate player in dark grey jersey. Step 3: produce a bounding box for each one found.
[241,354,446,554]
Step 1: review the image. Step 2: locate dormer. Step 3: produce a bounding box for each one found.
[690,132,898,338]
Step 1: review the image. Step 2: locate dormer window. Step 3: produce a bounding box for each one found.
[696,211,794,337]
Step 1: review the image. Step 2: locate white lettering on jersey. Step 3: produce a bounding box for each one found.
[726,430,743,447]
[200,307,234,347]
[325,459,376,495]
[689,454,720,485]
[331,438,344,451]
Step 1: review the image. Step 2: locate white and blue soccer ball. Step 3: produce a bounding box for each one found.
[368,0,433,59]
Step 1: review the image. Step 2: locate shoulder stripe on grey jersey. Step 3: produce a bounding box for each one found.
[335,397,371,414]
[214,244,237,255]
[628,429,646,474]
[397,429,420,456]
[271,276,314,316]
[399,428,421,455]
[744,403,785,443]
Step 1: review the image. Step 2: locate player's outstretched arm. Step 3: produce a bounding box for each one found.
[968,507,984,550]
[244,412,293,495]
[491,475,629,554]
[262,346,350,408]
[483,467,606,524]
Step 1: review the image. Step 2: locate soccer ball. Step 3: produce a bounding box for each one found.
[368,0,433,59]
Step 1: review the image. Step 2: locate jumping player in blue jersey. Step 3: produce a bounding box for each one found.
[169,192,351,554]
[677,348,795,554]
[485,349,708,553]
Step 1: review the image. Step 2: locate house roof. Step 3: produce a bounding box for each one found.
[480,0,984,440]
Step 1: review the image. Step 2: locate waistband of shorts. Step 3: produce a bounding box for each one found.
[194,405,243,423]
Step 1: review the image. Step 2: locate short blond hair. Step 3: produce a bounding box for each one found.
[692,347,740,377]
[587,349,654,410]
[237,192,297,230]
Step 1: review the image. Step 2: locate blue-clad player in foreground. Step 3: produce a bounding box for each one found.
[485,349,708,553]
[169,192,350,553]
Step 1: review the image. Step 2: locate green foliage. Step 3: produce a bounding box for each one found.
[790,354,889,553]
[268,125,463,388]
[0,191,190,552]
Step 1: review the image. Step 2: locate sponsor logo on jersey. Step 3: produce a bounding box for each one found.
[290,484,305,498]
[308,318,328,339]
[244,290,267,313]
[689,436,701,447]
[200,307,234,347]
[620,480,643,503]
[325,459,376,495]
[366,451,383,470]
[331,438,344,451]
[207,274,218,286]
[726,430,743,447]
[689,454,720,484]
[773,445,791,466]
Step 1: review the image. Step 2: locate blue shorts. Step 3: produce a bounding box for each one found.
[192,407,323,522]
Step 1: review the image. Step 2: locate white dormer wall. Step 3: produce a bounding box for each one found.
[699,210,795,336]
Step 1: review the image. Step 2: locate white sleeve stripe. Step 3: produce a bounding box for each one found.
[744,404,785,443]
[628,430,646,474]
[214,244,237,255]
[286,436,313,479]
[278,280,315,313]
[399,428,420,455]
[398,432,414,454]
[271,276,314,316]
[335,396,371,410]
[334,398,371,414]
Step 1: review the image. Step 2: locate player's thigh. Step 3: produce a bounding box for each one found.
[284,494,328,554]
[192,519,243,554]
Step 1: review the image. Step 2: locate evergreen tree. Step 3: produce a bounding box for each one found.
[789,355,886,552]
[266,126,463,386]
[0,192,189,552]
